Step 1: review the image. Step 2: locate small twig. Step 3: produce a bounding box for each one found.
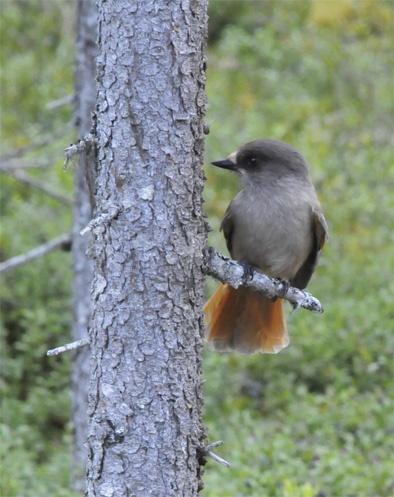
[205,441,224,450]
[0,158,52,172]
[0,233,71,274]
[201,440,231,468]
[206,450,231,468]
[80,206,121,236]
[0,138,51,161]
[47,337,90,357]
[0,125,73,162]
[46,94,74,110]
[64,133,96,168]
[205,247,323,313]
[6,170,72,206]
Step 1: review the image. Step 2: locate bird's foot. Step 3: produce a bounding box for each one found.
[240,261,255,284]
[291,301,301,313]
[276,278,290,298]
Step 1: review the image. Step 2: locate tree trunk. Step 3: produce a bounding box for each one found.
[86,1,208,496]
[71,0,97,490]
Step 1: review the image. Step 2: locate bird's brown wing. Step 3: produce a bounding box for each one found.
[220,202,235,256]
[290,207,328,290]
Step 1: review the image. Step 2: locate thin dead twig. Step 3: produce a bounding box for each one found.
[0,158,52,172]
[201,440,231,468]
[46,94,74,110]
[0,233,71,274]
[6,170,72,206]
[0,138,51,161]
[47,337,90,357]
[64,133,96,168]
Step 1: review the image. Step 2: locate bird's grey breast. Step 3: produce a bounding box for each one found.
[230,177,316,279]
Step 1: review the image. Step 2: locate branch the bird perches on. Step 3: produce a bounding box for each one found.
[204,247,323,313]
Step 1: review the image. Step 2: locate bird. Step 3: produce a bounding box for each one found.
[204,139,327,354]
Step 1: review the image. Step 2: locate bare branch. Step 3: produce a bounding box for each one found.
[205,247,323,313]
[6,170,72,206]
[47,337,90,357]
[0,233,71,274]
[206,450,231,468]
[0,158,52,172]
[64,133,96,168]
[200,441,231,468]
[0,138,51,161]
[205,440,224,450]
[80,205,121,236]
[46,94,74,110]
[0,124,73,162]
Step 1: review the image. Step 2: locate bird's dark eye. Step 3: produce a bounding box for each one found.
[249,156,256,166]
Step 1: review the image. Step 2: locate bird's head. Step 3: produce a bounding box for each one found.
[211,139,309,181]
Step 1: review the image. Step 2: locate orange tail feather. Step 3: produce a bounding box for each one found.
[204,284,289,354]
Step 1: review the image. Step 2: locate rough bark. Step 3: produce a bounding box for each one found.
[86,1,208,496]
[71,0,97,490]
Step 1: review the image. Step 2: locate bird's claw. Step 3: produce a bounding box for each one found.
[241,262,255,283]
[276,278,290,298]
[291,301,301,313]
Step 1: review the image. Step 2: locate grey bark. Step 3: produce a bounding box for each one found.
[71,0,97,491]
[86,1,208,496]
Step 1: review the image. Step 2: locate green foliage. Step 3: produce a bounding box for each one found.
[203,1,394,495]
[1,1,393,496]
[0,2,76,496]
[0,0,74,143]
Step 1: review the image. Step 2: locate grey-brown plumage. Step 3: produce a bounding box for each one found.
[216,139,327,287]
[205,139,327,354]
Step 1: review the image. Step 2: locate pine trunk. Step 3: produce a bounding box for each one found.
[71,0,96,490]
[86,1,208,496]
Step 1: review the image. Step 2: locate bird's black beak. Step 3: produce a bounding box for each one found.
[211,159,236,171]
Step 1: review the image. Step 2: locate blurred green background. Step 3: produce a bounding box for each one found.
[1,1,393,496]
